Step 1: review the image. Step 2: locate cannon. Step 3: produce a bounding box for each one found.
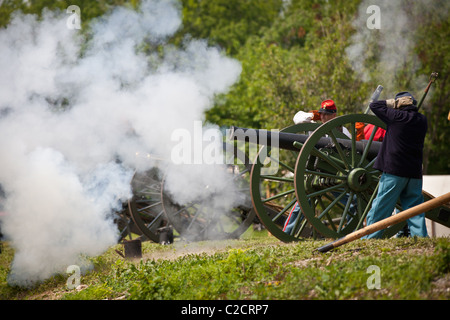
[230,113,450,242]
[115,75,447,244]
[117,142,257,244]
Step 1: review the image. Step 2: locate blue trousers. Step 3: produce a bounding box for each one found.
[283,203,302,235]
[364,173,428,239]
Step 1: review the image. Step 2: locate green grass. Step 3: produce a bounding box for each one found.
[1,231,449,300]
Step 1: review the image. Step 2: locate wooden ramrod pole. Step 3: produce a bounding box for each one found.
[317,192,450,253]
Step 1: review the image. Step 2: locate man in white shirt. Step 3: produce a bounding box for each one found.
[284,99,354,234]
[292,99,351,137]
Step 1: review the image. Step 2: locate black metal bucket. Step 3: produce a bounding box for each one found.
[123,239,142,259]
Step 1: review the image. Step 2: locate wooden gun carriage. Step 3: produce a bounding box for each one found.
[116,142,257,244]
[230,113,449,242]
[117,75,448,244]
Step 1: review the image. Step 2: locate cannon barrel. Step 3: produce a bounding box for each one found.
[229,126,382,160]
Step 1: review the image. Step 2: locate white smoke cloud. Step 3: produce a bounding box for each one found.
[0,0,242,287]
[345,0,448,97]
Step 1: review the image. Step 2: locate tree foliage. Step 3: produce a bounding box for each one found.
[175,0,283,55]
[0,0,448,173]
[413,5,450,174]
[206,0,370,130]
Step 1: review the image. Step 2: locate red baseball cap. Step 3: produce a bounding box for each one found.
[319,99,337,113]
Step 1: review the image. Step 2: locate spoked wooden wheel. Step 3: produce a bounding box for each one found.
[294,114,406,239]
[128,168,168,243]
[115,203,144,242]
[250,123,321,242]
[161,143,255,241]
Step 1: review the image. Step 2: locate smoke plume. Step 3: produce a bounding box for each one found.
[0,0,241,287]
[345,0,448,98]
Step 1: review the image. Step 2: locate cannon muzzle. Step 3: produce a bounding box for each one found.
[229,126,382,160]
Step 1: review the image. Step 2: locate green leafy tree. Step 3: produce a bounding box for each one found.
[414,5,450,174]
[1,0,448,173]
[206,0,369,130]
[176,0,283,55]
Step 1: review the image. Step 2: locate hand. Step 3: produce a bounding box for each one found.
[386,99,395,108]
[395,96,413,108]
[311,110,321,121]
[386,96,413,109]
[293,111,314,124]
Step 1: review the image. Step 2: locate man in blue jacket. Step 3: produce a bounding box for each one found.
[364,92,428,238]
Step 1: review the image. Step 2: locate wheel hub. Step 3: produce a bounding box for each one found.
[347,167,372,192]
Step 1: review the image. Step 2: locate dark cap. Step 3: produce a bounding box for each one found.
[319,99,337,113]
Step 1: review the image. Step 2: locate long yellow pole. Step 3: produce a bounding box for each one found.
[317,192,450,253]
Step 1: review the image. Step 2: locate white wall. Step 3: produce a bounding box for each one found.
[423,175,450,237]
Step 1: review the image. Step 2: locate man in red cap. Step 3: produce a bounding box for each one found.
[318,99,338,122]
[285,99,360,234]
[293,99,353,137]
